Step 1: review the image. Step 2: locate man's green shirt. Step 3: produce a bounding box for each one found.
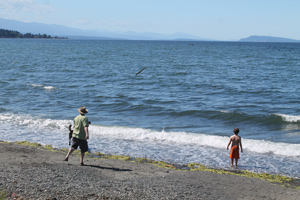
[73,114,89,140]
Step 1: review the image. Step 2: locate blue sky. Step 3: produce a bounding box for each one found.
[0,0,299,40]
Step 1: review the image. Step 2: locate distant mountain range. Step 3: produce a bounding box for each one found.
[239,35,300,43]
[0,18,208,41]
[1,18,300,42]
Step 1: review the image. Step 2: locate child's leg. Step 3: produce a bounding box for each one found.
[231,158,234,167]
[235,159,238,167]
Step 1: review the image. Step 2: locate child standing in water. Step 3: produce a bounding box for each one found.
[227,128,243,167]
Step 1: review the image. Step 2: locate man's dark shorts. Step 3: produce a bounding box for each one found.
[71,137,88,153]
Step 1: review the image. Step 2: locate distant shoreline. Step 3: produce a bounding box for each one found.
[0,28,68,39]
[0,37,68,39]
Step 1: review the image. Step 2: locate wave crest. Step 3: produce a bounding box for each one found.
[274,113,300,123]
[28,84,57,90]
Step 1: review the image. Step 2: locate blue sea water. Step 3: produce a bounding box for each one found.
[1,39,300,178]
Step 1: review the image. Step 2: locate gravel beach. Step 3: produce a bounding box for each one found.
[0,141,300,200]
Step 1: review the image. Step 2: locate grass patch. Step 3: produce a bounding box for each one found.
[15,141,42,147]
[0,189,7,200]
[102,154,132,161]
[187,162,296,187]
[98,155,177,169]
[44,144,56,151]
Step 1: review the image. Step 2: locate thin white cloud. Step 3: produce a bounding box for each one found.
[0,0,55,20]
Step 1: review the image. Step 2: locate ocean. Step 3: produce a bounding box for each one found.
[1,39,300,178]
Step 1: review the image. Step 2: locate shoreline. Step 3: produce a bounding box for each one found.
[1,141,300,199]
[4,140,299,182]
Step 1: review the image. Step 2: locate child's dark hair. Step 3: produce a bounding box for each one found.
[233,128,239,134]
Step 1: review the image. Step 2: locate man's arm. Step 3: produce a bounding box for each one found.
[84,126,89,140]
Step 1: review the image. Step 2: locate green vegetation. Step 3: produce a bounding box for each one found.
[187,163,295,186]
[15,141,42,147]
[0,189,7,200]
[0,28,67,39]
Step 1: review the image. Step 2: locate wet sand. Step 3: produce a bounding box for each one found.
[0,141,300,200]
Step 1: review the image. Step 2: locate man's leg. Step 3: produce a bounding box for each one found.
[80,152,85,165]
[65,148,75,161]
[80,140,88,165]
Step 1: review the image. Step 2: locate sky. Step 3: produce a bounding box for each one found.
[0,0,300,41]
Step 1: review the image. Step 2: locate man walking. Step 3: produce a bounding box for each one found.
[64,106,90,165]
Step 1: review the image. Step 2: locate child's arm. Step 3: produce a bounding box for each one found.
[227,137,232,150]
[239,137,243,152]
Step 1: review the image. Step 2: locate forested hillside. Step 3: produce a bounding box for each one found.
[0,28,67,39]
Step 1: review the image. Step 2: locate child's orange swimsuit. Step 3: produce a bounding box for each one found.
[229,145,239,159]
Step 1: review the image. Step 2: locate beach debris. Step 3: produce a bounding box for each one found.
[136,67,147,75]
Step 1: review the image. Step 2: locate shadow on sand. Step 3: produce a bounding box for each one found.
[85,164,132,172]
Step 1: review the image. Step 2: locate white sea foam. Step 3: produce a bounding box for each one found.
[28,84,57,90]
[219,110,230,113]
[43,86,57,90]
[90,125,228,147]
[275,113,300,122]
[29,84,44,87]
[89,125,300,157]
[1,113,300,158]
[0,113,71,131]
